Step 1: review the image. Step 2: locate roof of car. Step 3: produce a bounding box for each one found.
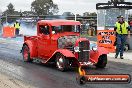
[38,20,81,26]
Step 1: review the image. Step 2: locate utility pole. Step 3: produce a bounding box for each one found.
[75,14,77,21]
[0,9,2,31]
[6,12,7,25]
[75,14,77,32]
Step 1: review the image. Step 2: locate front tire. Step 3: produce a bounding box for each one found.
[56,53,68,71]
[22,45,33,62]
[95,54,107,68]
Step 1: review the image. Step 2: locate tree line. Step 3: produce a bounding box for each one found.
[2,0,97,16]
[3,0,59,16]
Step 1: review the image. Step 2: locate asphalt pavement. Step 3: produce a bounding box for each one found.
[0,36,131,88]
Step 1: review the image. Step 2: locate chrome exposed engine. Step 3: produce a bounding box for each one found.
[58,36,90,62]
[58,36,79,50]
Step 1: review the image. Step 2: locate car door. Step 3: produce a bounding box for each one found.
[38,25,51,59]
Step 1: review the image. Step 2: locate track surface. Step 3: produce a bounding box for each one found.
[0,37,131,88]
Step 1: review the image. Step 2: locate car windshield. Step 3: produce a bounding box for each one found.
[52,25,80,34]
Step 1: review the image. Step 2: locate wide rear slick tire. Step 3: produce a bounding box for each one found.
[56,53,68,71]
[22,45,33,62]
[95,54,107,68]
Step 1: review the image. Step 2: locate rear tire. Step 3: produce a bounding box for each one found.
[56,53,68,71]
[95,54,107,68]
[22,45,33,62]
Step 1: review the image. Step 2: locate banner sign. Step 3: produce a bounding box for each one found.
[2,26,15,38]
[97,30,116,52]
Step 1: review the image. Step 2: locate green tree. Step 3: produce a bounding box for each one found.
[83,12,97,16]
[90,12,97,16]
[3,3,15,15]
[83,12,90,16]
[31,0,59,15]
[49,4,59,15]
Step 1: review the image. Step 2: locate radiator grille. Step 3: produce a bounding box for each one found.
[78,41,90,62]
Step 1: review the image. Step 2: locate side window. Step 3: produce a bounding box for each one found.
[52,26,61,34]
[39,25,50,35]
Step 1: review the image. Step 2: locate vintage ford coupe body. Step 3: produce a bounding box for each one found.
[22,20,108,71]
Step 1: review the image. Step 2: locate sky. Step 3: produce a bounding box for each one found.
[0,0,132,15]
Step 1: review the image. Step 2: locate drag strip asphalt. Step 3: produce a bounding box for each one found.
[0,38,131,88]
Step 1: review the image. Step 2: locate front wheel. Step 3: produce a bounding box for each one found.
[22,45,33,62]
[56,53,68,71]
[95,54,107,68]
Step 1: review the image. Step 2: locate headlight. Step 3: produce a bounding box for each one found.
[92,45,98,51]
[74,46,80,52]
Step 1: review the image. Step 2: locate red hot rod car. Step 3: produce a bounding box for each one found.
[22,20,108,71]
